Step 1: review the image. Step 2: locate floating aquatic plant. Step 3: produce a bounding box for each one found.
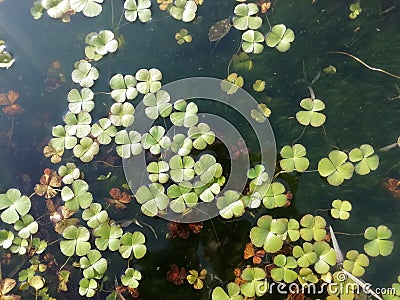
[295,97,326,127]
[175,28,192,44]
[250,215,286,253]
[109,74,138,102]
[91,118,117,145]
[212,282,243,300]
[170,134,193,156]
[61,179,93,211]
[231,52,253,71]
[85,30,118,60]
[270,254,298,283]
[239,267,266,298]
[252,80,266,92]
[115,130,142,158]
[188,123,216,150]
[121,268,142,288]
[312,241,336,274]
[34,168,62,199]
[64,111,92,138]
[135,183,169,217]
[14,214,38,239]
[250,103,271,123]
[187,269,207,290]
[261,182,287,209]
[79,249,108,279]
[167,183,198,213]
[166,264,187,285]
[71,60,99,88]
[109,102,135,127]
[93,223,123,251]
[343,250,369,277]
[216,190,245,219]
[60,225,91,257]
[299,214,326,241]
[220,73,244,95]
[70,0,104,17]
[233,3,262,31]
[279,144,309,172]
[82,203,109,228]
[0,40,15,69]
[292,242,317,268]
[170,100,198,127]
[73,137,99,162]
[330,199,352,220]
[119,232,147,259]
[241,30,264,54]
[318,150,354,186]
[135,68,162,94]
[79,278,97,297]
[0,189,31,224]
[141,126,170,155]
[364,225,394,257]
[124,0,152,23]
[143,90,172,119]
[169,0,197,22]
[265,24,295,52]
[349,144,379,175]
[349,3,362,19]
[147,161,170,183]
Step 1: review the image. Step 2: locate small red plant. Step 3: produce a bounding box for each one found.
[166,264,187,285]
[167,222,203,239]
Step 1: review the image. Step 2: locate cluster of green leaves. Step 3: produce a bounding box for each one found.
[0,40,15,69]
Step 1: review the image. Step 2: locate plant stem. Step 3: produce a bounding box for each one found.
[329,51,400,79]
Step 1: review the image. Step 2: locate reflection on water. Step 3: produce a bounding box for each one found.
[0,0,399,299]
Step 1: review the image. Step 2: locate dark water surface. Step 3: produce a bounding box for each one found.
[0,0,399,299]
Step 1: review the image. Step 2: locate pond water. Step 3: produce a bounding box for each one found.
[0,0,399,299]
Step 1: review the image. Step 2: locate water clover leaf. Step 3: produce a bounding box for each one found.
[80,249,108,279]
[0,41,15,69]
[167,183,198,213]
[187,269,207,290]
[262,182,287,209]
[299,214,326,241]
[170,100,199,127]
[147,161,170,183]
[298,268,319,284]
[175,28,193,45]
[115,130,142,158]
[50,125,77,150]
[194,181,221,202]
[292,242,317,268]
[119,232,147,259]
[169,155,195,182]
[64,111,92,138]
[169,0,197,23]
[60,225,91,257]
[212,282,243,300]
[349,144,379,175]
[93,223,123,251]
[251,103,271,123]
[135,183,169,217]
[247,164,268,188]
[343,250,369,277]
[73,137,100,162]
[141,126,171,155]
[265,24,295,52]
[59,163,81,185]
[279,144,309,172]
[240,267,267,297]
[188,123,216,150]
[91,118,117,145]
[0,189,31,224]
[109,74,138,102]
[295,98,326,127]
[241,30,264,54]
[82,203,109,228]
[85,30,118,56]
[313,241,336,274]
[61,179,93,211]
[14,214,38,239]
[250,215,287,253]
[121,268,142,288]
[287,218,300,242]
[216,190,245,219]
[71,60,99,88]
[233,3,262,31]
[330,199,352,220]
[170,134,193,156]
[124,0,152,23]
[70,0,103,17]
[318,150,354,186]
[253,80,266,92]
[349,3,362,19]
[271,255,298,283]
[194,154,222,184]
[135,68,162,94]
[143,90,172,119]
[364,225,394,257]
[11,237,28,255]
[220,73,244,95]
[0,230,14,249]
[79,278,98,297]
[41,0,70,19]
[109,102,135,127]
[67,88,95,113]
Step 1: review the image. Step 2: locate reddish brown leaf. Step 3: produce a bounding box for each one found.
[166,264,187,285]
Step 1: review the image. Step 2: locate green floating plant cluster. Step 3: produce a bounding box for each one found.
[232,3,295,54]
[0,40,15,69]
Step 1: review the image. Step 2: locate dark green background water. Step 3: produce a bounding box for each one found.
[0,0,399,299]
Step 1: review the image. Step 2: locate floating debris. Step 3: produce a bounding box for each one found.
[208,17,232,42]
